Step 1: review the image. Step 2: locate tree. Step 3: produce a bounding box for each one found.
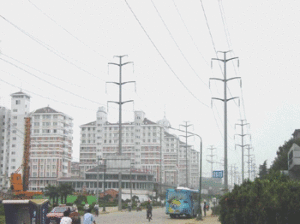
[259,160,268,179]
[270,138,300,172]
[58,183,74,204]
[45,185,59,205]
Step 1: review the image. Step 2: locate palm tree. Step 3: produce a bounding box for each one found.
[45,185,58,205]
[58,183,74,204]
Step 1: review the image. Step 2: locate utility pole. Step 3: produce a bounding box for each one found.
[160,126,163,197]
[206,146,216,177]
[250,155,256,181]
[107,55,135,211]
[233,164,237,185]
[244,145,252,180]
[210,51,241,191]
[179,122,193,187]
[235,120,250,182]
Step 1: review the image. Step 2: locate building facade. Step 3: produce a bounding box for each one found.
[0,106,11,190]
[79,107,200,189]
[58,166,154,201]
[0,91,30,190]
[28,106,73,191]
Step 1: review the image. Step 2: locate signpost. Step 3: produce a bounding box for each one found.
[213,170,223,178]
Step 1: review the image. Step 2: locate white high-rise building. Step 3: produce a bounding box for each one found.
[0,91,30,191]
[28,106,73,191]
[0,106,11,190]
[79,107,200,189]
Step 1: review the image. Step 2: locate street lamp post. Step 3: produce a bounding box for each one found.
[130,162,133,212]
[103,158,106,212]
[97,157,100,205]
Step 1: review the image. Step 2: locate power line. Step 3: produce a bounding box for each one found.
[0,57,103,106]
[0,15,105,81]
[27,0,109,61]
[171,0,210,67]
[199,0,218,55]
[1,53,100,92]
[150,0,208,87]
[124,0,209,108]
[0,77,95,111]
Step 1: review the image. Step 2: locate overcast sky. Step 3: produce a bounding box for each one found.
[1,0,300,180]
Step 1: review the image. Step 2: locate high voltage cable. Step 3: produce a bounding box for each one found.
[171,0,210,67]
[216,0,248,120]
[0,15,105,82]
[150,0,208,87]
[0,77,95,111]
[1,53,101,93]
[27,0,109,61]
[170,0,224,135]
[217,0,232,51]
[0,73,140,114]
[199,1,240,110]
[199,0,218,56]
[125,0,223,137]
[0,58,103,106]
[124,0,209,108]
[0,69,59,97]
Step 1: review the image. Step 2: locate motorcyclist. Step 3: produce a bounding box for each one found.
[146,199,152,220]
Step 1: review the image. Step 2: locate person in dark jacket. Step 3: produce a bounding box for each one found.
[203,201,207,217]
[146,200,152,220]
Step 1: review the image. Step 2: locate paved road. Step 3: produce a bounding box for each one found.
[82,207,220,224]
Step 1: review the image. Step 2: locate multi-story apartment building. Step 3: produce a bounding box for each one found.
[28,106,73,191]
[0,106,11,190]
[79,107,200,189]
[0,91,31,190]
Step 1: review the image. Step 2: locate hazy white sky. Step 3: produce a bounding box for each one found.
[1,0,300,179]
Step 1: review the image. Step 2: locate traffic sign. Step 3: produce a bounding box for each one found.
[212,170,223,178]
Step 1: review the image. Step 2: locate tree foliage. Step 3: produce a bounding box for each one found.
[219,172,300,224]
[58,183,74,204]
[269,138,300,172]
[259,160,268,179]
[45,183,74,205]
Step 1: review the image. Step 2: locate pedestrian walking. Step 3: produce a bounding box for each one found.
[83,208,96,224]
[94,203,99,216]
[84,203,89,213]
[203,201,207,217]
[60,208,72,224]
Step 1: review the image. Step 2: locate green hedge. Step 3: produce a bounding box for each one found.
[219,173,300,224]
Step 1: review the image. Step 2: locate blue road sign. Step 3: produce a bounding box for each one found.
[213,170,223,178]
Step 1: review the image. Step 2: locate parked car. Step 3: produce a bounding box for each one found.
[46,204,81,224]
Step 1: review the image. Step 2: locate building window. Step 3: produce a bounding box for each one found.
[13,109,17,112]
[16,100,20,105]
[34,130,39,133]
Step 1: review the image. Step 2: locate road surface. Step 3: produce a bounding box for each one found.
[82,207,220,224]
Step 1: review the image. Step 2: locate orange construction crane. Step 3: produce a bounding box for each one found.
[10,117,42,198]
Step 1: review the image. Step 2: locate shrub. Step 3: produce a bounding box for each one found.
[219,173,300,224]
